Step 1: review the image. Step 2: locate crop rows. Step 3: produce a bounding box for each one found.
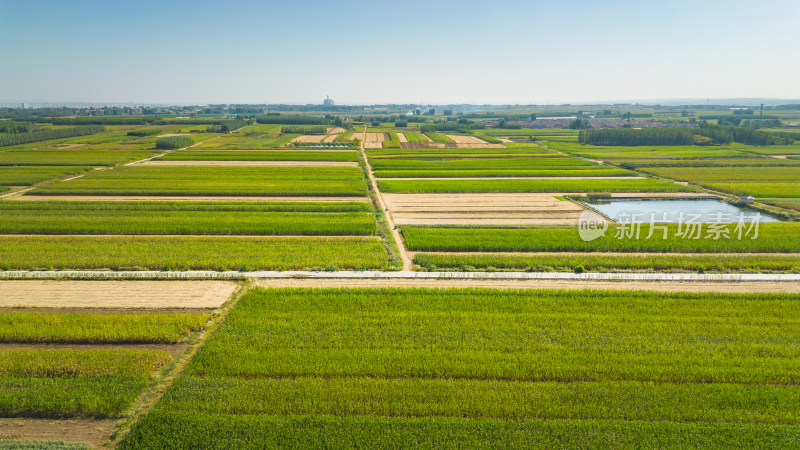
[121,287,800,446]
[401,223,800,252]
[0,202,376,236]
[0,166,90,185]
[158,150,358,162]
[413,252,800,272]
[0,235,389,270]
[34,166,369,196]
[378,178,693,194]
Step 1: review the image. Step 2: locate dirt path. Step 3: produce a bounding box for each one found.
[0,280,238,308]
[8,195,370,202]
[140,160,359,167]
[0,418,117,447]
[254,278,800,293]
[358,127,413,270]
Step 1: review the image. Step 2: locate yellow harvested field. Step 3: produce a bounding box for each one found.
[383,193,603,226]
[397,132,408,143]
[0,280,238,308]
[446,135,487,144]
[0,418,117,448]
[292,135,326,144]
[364,133,386,149]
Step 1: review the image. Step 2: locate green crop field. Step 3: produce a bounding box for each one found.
[413,252,800,273]
[423,131,454,143]
[546,142,758,159]
[0,348,170,419]
[120,287,800,447]
[373,168,635,178]
[33,166,369,197]
[0,166,91,185]
[366,147,554,158]
[402,223,800,253]
[0,149,158,166]
[378,178,693,194]
[369,156,598,170]
[402,131,427,142]
[157,150,358,162]
[0,235,389,270]
[0,311,209,344]
[0,201,377,236]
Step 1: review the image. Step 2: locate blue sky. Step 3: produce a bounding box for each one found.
[1,0,798,104]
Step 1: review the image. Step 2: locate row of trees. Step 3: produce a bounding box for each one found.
[578,128,696,146]
[155,136,194,149]
[207,119,250,133]
[0,125,105,147]
[0,122,31,134]
[579,125,796,146]
[281,125,328,135]
[256,115,330,125]
[126,129,161,137]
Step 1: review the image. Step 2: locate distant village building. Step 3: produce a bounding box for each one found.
[323,95,335,106]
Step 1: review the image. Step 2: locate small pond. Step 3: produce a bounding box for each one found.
[582,198,779,223]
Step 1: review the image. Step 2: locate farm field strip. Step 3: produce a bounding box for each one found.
[401,223,800,253]
[378,178,694,194]
[120,287,800,446]
[0,235,390,271]
[157,150,358,161]
[0,166,94,186]
[7,195,371,202]
[412,252,800,273]
[0,203,377,236]
[377,176,645,181]
[32,165,370,197]
[140,160,359,167]
[0,280,237,308]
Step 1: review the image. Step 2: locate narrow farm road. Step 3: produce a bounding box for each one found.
[358,126,413,270]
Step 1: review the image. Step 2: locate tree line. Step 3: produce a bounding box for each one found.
[155,136,194,149]
[0,125,105,147]
[281,126,328,135]
[579,125,796,146]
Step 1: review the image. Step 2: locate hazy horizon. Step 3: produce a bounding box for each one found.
[2,0,799,105]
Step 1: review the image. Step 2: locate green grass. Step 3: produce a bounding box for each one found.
[373,169,635,178]
[547,142,758,159]
[366,147,553,158]
[763,198,800,212]
[122,287,800,447]
[121,412,800,449]
[0,312,209,344]
[0,349,171,377]
[643,166,800,183]
[0,201,377,236]
[413,252,800,272]
[703,182,800,198]
[402,131,426,143]
[157,150,358,162]
[0,348,170,418]
[423,132,454,143]
[0,150,157,166]
[369,156,597,170]
[0,167,91,186]
[0,235,389,270]
[34,166,369,197]
[401,223,800,252]
[615,158,800,168]
[379,178,693,194]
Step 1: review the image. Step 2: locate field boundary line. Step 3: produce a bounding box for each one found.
[1,270,798,282]
[106,280,251,447]
[358,126,413,270]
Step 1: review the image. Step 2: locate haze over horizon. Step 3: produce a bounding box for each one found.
[2,0,798,105]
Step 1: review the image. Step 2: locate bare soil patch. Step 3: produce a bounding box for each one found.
[383,193,599,226]
[397,133,408,143]
[0,281,237,308]
[0,418,117,447]
[446,135,487,144]
[255,278,800,293]
[364,133,386,149]
[292,135,326,144]
[141,161,358,167]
